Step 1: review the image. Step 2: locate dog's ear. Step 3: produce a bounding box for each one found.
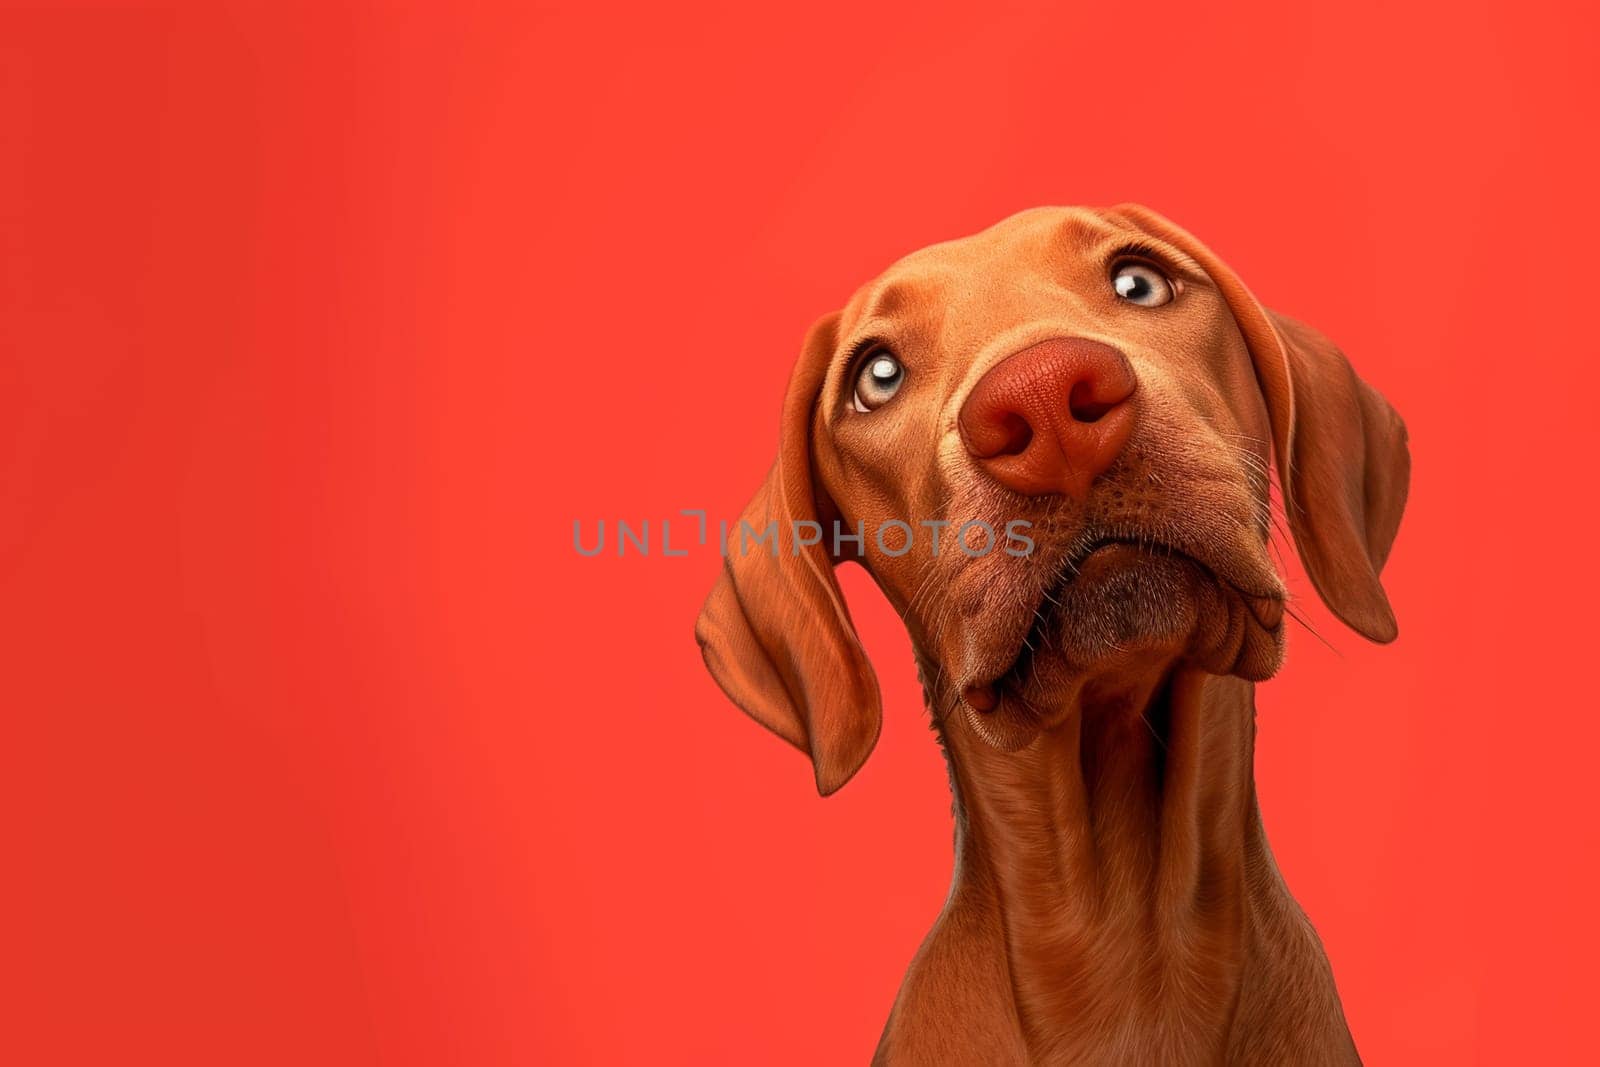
[1256,309,1410,641]
[1110,204,1410,643]
[695,312,882,796]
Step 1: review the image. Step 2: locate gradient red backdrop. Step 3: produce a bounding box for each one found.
[4,2,1597,1063]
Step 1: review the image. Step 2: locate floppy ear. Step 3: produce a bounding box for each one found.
[1111,204,1410,643]
[694,312,882,796]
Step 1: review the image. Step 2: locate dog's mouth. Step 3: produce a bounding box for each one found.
[960,535,1285,713]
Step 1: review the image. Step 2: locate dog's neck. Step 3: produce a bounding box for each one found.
[931,664,1276,1056]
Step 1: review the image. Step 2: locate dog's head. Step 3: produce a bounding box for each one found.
[696,206,1409,794]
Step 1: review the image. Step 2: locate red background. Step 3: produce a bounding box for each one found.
[4,2,1597,1063]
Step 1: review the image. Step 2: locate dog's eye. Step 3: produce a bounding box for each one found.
[1111,261,1175,307]
[852,351,905,413]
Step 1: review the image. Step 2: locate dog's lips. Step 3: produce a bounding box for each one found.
[959,539,1118,713]
[958,537,1284,713]
[1243,589,1285,630]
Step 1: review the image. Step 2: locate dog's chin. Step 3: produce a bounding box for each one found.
[957,544,1286,752]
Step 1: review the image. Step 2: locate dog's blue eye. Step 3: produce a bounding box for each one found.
[853,352,905,413]
[1112,261,1175,307]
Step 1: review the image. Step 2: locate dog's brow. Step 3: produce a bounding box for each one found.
[862,280,916,319]
[1099,232,1207,281]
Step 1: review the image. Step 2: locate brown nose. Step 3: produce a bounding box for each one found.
[958,338,1137,498]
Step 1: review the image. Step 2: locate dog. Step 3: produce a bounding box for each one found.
[695,205,1408,1065]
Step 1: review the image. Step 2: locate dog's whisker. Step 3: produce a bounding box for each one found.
[1285,604,1341,655]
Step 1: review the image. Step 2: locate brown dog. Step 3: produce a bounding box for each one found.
[696,205,1408,1065]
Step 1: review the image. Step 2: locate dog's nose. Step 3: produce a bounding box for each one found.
[958,338,1136,499]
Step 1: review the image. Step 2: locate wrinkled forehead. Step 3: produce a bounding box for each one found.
[838,206,1145,334]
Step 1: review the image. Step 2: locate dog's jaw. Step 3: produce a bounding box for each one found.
[918,541,1288,753]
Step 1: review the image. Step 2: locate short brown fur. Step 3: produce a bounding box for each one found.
[697,206,1408,1065]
